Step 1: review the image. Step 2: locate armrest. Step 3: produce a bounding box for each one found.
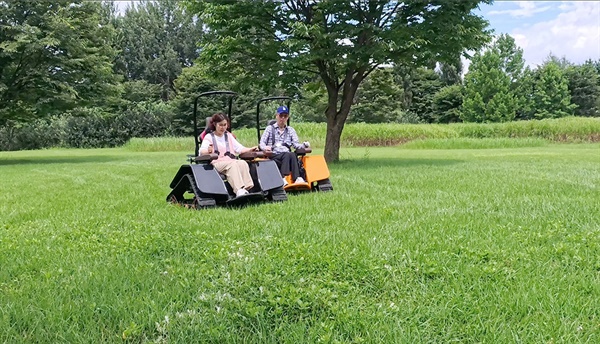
[239,151,265,160]
[295,147,312,155]
[194,153,218,163]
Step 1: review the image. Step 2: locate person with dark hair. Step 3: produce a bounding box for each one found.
[199,112,259,197]
[259,106,309,186]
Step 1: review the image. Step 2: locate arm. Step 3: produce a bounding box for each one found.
[231,135,258,155]
[259,126,272,152]
[199,136,213,155]
[288,127,304,149]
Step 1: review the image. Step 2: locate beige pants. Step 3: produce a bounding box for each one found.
[212,160,254,193]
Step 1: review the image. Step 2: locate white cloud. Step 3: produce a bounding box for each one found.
[488,1,551,18]
[510,2,600,66]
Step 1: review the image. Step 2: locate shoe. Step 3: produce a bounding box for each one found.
[282,177,288,186]
[236,189,249,197]
[294,177,306,184]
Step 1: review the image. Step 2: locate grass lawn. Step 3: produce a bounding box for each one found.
[1,143,599,343]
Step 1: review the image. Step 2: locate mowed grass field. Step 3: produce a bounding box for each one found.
[1,142,599,343]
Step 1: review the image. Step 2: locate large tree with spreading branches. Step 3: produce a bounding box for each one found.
[187,0,492,161]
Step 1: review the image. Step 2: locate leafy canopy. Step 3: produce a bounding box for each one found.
[186,0,492,161]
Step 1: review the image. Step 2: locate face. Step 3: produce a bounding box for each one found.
[215,120,228,135]
[276,112,289,126]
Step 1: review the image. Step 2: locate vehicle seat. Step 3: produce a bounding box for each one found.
[200,117,213,142]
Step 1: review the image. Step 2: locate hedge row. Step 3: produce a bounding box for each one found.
[0,102,174,151]
[3,115,599,152]
[123,116,600,152]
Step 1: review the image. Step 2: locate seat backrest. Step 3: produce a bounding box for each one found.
[199,117,213,141]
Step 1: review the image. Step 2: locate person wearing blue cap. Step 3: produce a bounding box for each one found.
[259,105,309,186]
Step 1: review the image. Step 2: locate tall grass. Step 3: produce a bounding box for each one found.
[1,144,599,342]
[125,117,600,152]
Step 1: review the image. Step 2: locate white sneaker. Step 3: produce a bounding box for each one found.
[236,189,249,197]
[282,177,288,186]
[295,177,306,184]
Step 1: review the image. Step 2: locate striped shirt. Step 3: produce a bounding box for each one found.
[259,124,304,154]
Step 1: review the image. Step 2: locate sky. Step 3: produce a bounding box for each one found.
[475,1,600,67]
[114,1,600,68]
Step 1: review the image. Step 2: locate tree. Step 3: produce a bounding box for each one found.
[187,0,492,161]
[406,67,443,122]
[530,61,576,119]
[432,84,463,123]
[438,59,463,86]
[113,0,203,100]
[350,67,404,123]
[461,34,524,123]
[0,0,120,124]
[565,60,600,117]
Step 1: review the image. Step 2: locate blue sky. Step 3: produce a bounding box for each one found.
[475,1,600,67]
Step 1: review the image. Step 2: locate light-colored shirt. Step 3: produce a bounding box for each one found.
[259,124,304,154]
[200,132,245,158]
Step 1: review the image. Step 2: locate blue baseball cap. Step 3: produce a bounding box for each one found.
[277,106,289,114]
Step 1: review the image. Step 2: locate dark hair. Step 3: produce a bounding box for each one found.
[209,112,229,131]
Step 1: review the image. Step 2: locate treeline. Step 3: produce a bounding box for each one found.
[1,1,599,151]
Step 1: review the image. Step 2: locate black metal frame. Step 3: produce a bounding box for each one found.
[193,90,236,157]
[255,96,292,143]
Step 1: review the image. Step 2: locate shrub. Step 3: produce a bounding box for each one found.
[0,118,67,151]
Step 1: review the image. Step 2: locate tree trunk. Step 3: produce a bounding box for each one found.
[324,106,349,163]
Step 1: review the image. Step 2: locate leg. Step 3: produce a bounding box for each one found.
[280,152,300,181]
[271,153,289,177]
[234,160,254,191]
[272,152,299,180]
[212,160,250,193]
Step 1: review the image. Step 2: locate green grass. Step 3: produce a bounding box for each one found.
[123,117,600,152]
[1,142,600,343]
[400,137,549,149]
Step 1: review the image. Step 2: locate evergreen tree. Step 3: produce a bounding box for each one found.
[531,61,576,119]
[461,49,517,122]
[432,84,464,123]
[565,60,600,117]
[350,68,404,123]
[438,59,463,86]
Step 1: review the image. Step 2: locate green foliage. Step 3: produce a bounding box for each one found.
[432,85,464,123]
[438,59,464,86]
[0,118,66,151]
[530,61,576,119]
[401,137,548,149]
[63,103,174,149]
[350,68,405,123]
[407,67,444,122]
[112,0,203,100]
[0,0,121,124]
[294,82,328,123]
[565,60,600,117]
[188,0,492,161]
[461,35,524,123]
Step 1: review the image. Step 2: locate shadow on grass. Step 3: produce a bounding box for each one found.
[0,155,124,166]
[331,157,463,170]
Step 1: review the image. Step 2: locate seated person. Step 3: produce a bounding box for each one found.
[259,105,308,186]
[199,112,259,197]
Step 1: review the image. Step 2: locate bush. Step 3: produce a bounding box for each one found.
[64,103,175,149]
[0,118,67,151]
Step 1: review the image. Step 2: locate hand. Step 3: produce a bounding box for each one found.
[252,146,259,151]
[264,146,272,153]
[207,144,213,154]
[303,141,310,148]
